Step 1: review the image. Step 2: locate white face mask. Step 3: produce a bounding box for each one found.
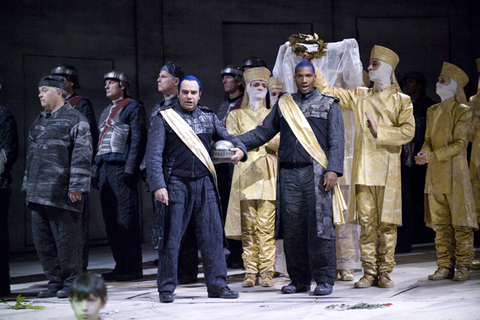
[436,78,457,102]
[369,61,392,91]
[270,95,278,108]
[246,82,267,111]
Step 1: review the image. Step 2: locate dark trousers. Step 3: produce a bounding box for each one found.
[100,163,142,275]
[153,194,199,279]
[0,188,11,295]
[158,175,227,294]
[216,163,243,266]
[279,166,336,286]
[30,203,82,287]
[81,194,90,272]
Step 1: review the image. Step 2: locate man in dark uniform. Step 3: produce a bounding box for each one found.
[51,64,98,271]
[23,75,92,298]
[238,61,345,296]
[94,71,147,281]
[0,83,19,296]
[149,61,198,283]
[145,75,246,303]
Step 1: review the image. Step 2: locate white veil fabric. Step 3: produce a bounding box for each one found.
[273,38,362,273]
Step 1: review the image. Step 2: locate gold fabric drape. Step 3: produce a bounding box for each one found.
[277,94,347,225]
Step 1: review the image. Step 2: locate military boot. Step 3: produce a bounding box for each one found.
[337,269,354,281]
[452,266,470,281]
[242,273,257,287]
[378,272,394,288]
[261,271,274,287]
[354,273,376,288]
[428,267,454,280]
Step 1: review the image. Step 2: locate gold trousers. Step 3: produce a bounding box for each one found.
[356,185,397,276]
[427,193,475,268]
[240,200,276,274]
[471,179,480,223]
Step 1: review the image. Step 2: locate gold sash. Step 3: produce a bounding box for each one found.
[160,108,217,184]
[278,94,346,224]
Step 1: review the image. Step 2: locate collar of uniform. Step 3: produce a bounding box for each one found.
[165,95,178,107]
[298,87,319,100]
[227,93,244,104]
[174,102,201,116]
[40,103,68,118]
[65,92,78,102]
[373,83,396,93]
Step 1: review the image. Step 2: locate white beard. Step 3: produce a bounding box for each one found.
[436,78,457,102]
[247,84,267,111]
[369,61,392,91]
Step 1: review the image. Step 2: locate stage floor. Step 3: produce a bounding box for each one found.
[1,244,479,320]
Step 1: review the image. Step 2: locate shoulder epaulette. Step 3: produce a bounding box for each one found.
[198,105,214,113]
[319,93,340,103]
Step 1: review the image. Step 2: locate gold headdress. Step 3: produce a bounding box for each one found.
[268,76,283,91]
[370,45,400,91]
[243,67,271,84]
[370,45,399,70]
[240,67,271,110]
[440,61,469,104]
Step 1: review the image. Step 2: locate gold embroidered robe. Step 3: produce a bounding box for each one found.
[315,70,415,225]
[422,97,478,229]
[224,103,279,239]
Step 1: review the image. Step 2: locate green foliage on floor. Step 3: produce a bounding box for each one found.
[3,295,45,310]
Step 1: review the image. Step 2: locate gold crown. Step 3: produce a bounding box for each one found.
[477,58,480,73]
[370,45,400,69]
[243,67,271,84]
[268,77,283,90]
[441,62,469,88]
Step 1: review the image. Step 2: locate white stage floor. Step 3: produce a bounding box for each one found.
[1,244,479,320]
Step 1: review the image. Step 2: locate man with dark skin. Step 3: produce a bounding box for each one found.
[238,61,345,296]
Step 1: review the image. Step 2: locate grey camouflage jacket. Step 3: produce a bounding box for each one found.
[22,103,92,212]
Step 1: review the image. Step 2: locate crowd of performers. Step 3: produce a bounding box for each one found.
[0,36,479,303]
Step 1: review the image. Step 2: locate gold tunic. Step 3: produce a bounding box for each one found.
[421,97,478,229]
[224,103,279,239]
[468,92,480,180]
[314,70,415,225]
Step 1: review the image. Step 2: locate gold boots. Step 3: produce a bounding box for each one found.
[452,266,470,281]
[242,273,258,287]
[378,272,394,288]
[354,274,376,288]
[428,267,454,280]
[337,269,354,281]
[261,271,274,287]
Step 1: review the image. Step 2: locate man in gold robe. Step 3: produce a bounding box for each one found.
[225,67,279,287]
[468,59,480,270]
[306,45,415,288]
[415,62,478,282]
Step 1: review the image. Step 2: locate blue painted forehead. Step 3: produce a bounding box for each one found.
[178,75,202,91]
[295,61,315,74]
